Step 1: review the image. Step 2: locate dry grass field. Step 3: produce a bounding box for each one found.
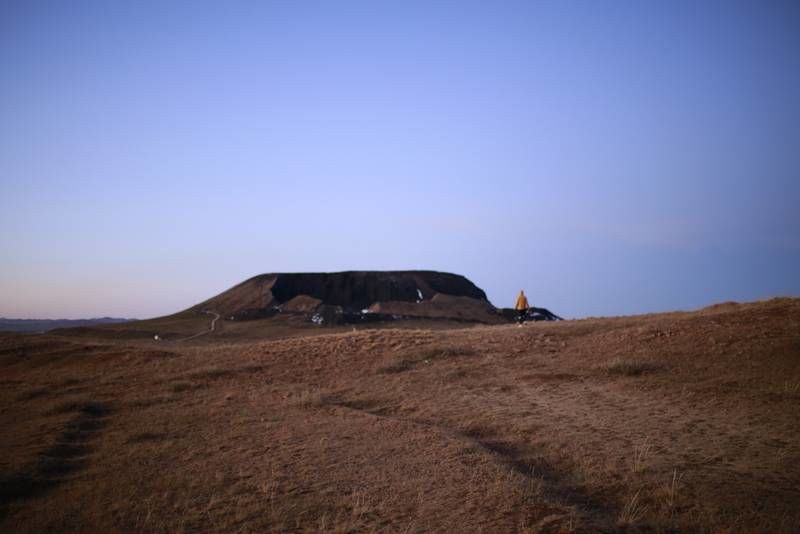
[1,298,799,532]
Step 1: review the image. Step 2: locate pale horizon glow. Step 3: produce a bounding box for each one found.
[2,1,799,320]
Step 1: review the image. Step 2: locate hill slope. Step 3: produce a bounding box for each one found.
[1,298,798,532]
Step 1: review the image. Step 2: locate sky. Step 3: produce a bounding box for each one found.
[1,1,799,319]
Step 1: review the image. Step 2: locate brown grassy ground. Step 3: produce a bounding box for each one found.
[1,298,799,532]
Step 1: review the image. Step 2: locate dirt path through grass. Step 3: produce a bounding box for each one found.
[180,311,220,342]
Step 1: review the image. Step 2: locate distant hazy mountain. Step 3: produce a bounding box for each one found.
[0,317,134,333]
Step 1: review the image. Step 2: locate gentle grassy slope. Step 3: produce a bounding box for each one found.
[1,298,798,532]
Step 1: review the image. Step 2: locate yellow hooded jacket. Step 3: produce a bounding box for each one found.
[515,291,529,311]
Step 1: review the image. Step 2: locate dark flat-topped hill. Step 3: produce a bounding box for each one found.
[270,271,487,307]
[190,270,499,323]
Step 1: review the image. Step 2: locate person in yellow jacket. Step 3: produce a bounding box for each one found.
[515,290,529,325]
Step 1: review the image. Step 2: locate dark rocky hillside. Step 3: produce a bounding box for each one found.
[192,271,494,322]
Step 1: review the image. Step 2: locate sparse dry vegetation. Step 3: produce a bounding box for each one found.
[782,379,800,396]
[660,469,683,514]
[290,387,336,408]
[377,358,416,374]
[377,345,476,374]
[1,297,799,532]
[617,490,647,526]
[601,357,660,376]
[631,438,653,473]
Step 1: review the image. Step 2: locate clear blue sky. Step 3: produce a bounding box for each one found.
[1,1,799,319]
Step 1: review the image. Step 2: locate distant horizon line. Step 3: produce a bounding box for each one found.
[4,295,798,323]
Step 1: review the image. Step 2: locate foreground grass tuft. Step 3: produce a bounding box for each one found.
[419,346,477,360]
[378,345,477,374]
[290,388,337,408]
[782,379,800,397]
[602,358,660,377]
[618,490,647,526]
[377,359,416,374]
